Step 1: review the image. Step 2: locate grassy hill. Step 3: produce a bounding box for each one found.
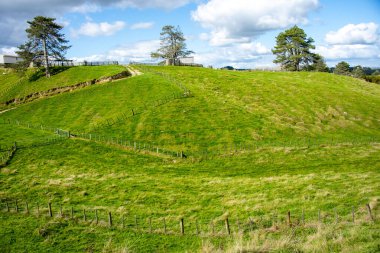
[0,66,379,252]
[0,65,125,104]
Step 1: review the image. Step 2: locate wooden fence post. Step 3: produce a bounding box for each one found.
[366,204,374,222]
[180,218,184,235]
[225,217,231,235]
[287,211,291,227]
[108,212,113,227]
[48,202,52,217]
[83,209,87,221]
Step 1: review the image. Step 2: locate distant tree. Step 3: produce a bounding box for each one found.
[334,61,351,76]
[371,70,380,75]
[309,54,329,72]
[272,25,316,71]
[352,65,366,79]
[151,25,193,65]
[17,16,70,77]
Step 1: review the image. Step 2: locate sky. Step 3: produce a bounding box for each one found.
[0,0,379,68]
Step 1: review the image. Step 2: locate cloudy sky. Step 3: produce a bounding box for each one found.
[0,0,379,68]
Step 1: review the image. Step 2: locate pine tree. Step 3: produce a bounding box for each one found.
[334,61,351,76]
[17,16,70,77]
[272,25,316,71]
[151,25,193,65]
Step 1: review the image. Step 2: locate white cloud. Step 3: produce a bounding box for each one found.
[195,42,272,68]
[192,0,319,46]
[130,22,154,30]
[72,40,160,63]
[316,22,380,61]
[316,44,380,60]
[0,0,192,47]
[0,46,18,55]
[325,23,379,45]
[72,21,126,37]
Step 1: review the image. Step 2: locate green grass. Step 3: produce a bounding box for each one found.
[0,65,379,252]
[0,65,125,103]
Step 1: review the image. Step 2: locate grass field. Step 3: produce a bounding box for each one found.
[0,65,379,252]
[0,65,125,104]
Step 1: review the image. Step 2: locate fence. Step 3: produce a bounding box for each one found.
[47,61,119,67]
[0,199,376,237]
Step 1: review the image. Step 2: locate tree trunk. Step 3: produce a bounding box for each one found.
[42,38,50,78]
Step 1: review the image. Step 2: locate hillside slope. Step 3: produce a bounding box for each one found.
[0,65,125,104]
[0,66,379,252]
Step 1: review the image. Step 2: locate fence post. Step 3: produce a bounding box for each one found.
[225,217,230,235]
[366,204,374,222]
[287,211,291,227]
[180,218,184,235]
[83,209,87,221]
[108,212,113,227]
[48,202,52,217]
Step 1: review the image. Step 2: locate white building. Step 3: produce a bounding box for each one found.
[0,54,23,65]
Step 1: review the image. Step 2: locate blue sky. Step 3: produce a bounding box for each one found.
[0,0,379,68]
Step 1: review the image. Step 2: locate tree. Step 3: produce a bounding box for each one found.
[151,25,193,65]
[272,25,316,71]
[17,16,70,77]
[334,61,351,76]
[352,65,365,79]
[311,54,329,72]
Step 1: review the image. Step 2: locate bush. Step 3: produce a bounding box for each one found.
[364,75,380,84]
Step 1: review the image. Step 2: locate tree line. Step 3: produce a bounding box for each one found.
[11,15,380,84]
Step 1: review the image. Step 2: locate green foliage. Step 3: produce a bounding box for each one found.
[364,75,380,84]
[352,65,366,79]
[151,25,193,65]
[17,16,71,77]
[334,61,351,76]
[310,54,329,72]
[272,25,316,71]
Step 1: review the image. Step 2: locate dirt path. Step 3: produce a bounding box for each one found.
[126,65,143,76]
[0,107,16,114]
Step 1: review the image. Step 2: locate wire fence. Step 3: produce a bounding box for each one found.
[0,199,376,237]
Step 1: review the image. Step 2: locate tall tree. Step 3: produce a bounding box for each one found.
[334,61,351,76]
[272,25,316,71]
[17,16,70,77]
[151,25,193,65]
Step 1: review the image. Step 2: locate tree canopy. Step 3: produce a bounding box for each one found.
[272,25,316,71]
[17,16,70,77]
[334,61,351,76]
[151,25,193,65]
